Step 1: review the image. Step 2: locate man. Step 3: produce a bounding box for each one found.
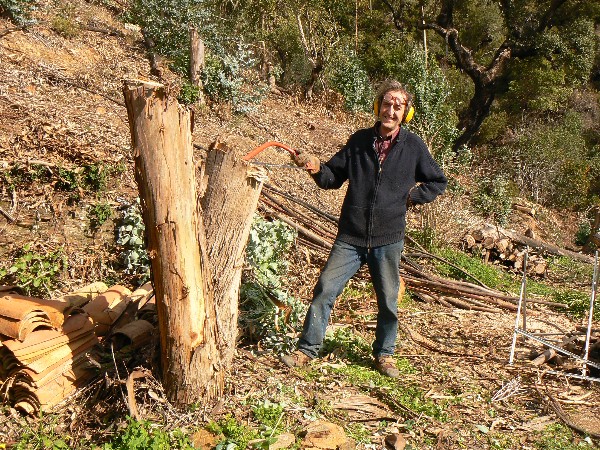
[281,80,447,377]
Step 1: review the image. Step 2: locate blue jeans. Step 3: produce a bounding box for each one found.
[297,239,404,359]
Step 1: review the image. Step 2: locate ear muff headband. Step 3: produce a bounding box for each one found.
[373,99,415,124]
[404,105,415,123]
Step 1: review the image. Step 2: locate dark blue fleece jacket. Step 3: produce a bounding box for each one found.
[312,125,447,248]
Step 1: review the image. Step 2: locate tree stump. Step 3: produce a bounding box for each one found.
[123,80,264,405]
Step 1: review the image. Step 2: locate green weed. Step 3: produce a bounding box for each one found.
[102,418,195,450]
[535,423,594,449]
[434,247,514,291]
[552,289,599,320]
[547,256,593,286]
[83,163,109,193]
[487,431,520,449]
[206,414,259,450]
[434,247,594,318]
[51,14,79,38]
[0,244,66,296]
[322,327,372,365]
[252,399,285,436]
[344,423,371,445]
[14,414,71,450]
[88,201,113,231]
[326,360,446,421]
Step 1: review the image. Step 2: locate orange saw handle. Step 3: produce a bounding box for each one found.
[242,141,299,161]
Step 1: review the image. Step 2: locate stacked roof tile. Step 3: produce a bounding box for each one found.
[0,282,154,414]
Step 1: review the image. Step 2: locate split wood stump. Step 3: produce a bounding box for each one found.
[123,80,265,406]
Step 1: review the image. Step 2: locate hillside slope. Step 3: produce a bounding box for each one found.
[0,2,599,449]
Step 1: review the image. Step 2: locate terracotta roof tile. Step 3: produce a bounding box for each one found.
[0,293,74,341]
[83,285,131,336]
[0,283,152,415]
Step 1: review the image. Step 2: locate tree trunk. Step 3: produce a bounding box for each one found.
[583,208,600,253]
[200,142,267,368]
[123,80,221,405]
[189,27,205,86]
[453,81,496,150]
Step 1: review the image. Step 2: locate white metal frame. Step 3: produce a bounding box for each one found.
[509,248,599,383]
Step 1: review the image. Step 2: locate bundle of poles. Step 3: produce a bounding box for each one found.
[259,183,568,314]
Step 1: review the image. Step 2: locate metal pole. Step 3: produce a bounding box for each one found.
[582,250,598,377]
[509,247,529,364]
[522,249,528,331]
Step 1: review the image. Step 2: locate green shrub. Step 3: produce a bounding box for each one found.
[240,216,306,353]
[51,14,79,38]
[115,200,150,282]
[472,176,516,225]
[202,48,268,113]
[126,0,268,112]
[55,167,79,191]
[575,220,591,246]
[178,81,202,105]
[327,50,372,113]
[492,112,593,208]
[1,0,37,25]
[83,163,109,193]
[392,44,462,165]
[88,201,113,231]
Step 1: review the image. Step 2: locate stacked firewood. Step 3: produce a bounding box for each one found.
[530,326,600,375]
[463,224,548,276]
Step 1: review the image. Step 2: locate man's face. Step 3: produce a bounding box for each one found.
[378,90,407,134]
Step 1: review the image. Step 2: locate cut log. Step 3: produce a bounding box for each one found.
[470,223,594,264]
[495,238,510,255]
[499,227,593,264]
[463,234,476,249]
[512,203,536,216]
[531,348,557,366]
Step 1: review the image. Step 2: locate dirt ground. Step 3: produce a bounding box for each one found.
[0,2,599,448]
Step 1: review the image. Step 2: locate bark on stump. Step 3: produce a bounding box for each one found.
[123,80,264,405]
[200,142,267,368]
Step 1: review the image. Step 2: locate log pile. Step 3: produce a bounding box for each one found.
[463,224,548,276]
[0,282,155,414]
[530,326,600,375]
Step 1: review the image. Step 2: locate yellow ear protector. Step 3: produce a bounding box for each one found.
[374,97,415,123]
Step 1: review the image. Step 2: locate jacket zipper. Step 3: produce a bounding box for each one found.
[367,144,385,248]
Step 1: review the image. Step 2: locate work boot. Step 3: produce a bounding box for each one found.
[281,350,312,368]
[374,355,400,378]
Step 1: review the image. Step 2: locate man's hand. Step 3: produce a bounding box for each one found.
[293,151,320,174]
